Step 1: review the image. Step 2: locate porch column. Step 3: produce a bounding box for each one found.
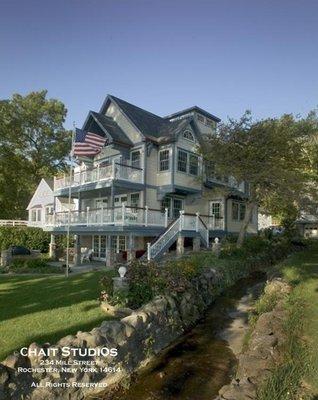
[73,235,81,266]
[193,236,200,252]
[106,235,115,267]
[176,235,184,256]
[127,234,136,262]
[49,234,57,260]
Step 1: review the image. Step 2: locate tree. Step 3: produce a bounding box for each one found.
[0,91,72,219]
[202,111,318,246]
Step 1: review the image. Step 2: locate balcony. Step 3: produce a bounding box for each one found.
[45,206,225,231]
[46,206,167,228]
[54,162,144,192]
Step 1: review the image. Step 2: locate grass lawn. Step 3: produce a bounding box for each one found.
[0,270,115,361]
[258,242,318,399]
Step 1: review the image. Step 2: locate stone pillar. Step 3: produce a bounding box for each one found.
[112,277,129,295]
[1,250,12,268]
[212,237,221,257]
[176,235,184,256]
[49,234,57,260]
[127,234,136,262]
[73,235,81,266]
[193,236,200,252]
[106,236,115,267]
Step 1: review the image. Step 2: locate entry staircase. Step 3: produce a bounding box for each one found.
[146,211,209,261]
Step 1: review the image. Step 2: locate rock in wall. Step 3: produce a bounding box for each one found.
[0,265,255,400]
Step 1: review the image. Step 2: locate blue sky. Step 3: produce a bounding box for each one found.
[1,0,317,128]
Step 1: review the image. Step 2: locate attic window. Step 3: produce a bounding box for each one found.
[183,130,195,142]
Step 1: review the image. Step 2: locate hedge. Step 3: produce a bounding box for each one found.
[0,227,50,252]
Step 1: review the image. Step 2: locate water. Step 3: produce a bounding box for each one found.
[102,272,265,400]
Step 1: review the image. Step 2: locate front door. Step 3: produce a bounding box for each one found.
[209,201,224,229]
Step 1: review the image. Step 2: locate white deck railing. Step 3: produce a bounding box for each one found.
[54,162,143,191]
[46,206,168,228]
[0,220,28,227]
[46,207,224,232]
[146,211,210,260]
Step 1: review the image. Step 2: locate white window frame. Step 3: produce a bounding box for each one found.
[130,150,141,169]
[210,201,223,219]
[31,209,37,222]
[111,235,126,253]
[177,149,188,173]
[232,202,246,221]
[130,192,140,208]
[177,148,200,176]
[158,149,170,172]
[95,197,108,209]
[182,129,195,142]
[114,195,128,205]
[189,153,199,176]
[161,196,184,219]
[31,207,42,222]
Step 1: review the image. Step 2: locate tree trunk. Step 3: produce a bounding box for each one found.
[236,202,255,248]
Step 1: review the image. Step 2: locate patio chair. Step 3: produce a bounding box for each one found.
[81,248,93,263]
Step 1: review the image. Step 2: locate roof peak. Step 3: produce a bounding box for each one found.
[108,95,165,121]
[164,105,220,122]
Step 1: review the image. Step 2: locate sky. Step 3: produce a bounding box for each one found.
[1,0,318,128]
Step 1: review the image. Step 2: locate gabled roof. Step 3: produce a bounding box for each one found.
[26,178,54,210]
[164,106,221,122]
[107,95,168,139]
[98,94,220,144]
[89,111,133,147]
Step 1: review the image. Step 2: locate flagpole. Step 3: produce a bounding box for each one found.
[65,124,76,278]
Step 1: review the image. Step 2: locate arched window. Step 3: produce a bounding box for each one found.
[182,130,195,142]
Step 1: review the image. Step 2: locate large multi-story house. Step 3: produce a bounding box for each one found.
[27,95,258,264]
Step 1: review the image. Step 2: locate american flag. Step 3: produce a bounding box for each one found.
[73,128,107,156]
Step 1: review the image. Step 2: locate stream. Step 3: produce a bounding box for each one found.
[102,272,266,400]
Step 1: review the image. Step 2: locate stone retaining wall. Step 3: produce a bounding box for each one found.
[0,264,255,400]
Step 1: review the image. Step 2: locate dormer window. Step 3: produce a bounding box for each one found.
[183,130,195,142]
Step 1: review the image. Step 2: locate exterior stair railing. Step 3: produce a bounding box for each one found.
[146,211,210,261]
[146,216,181,261]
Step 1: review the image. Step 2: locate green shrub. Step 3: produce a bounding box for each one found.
[9,258,62,274]
[99,235,294,310]
[10,259,26,269]
[0,227,50,252]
